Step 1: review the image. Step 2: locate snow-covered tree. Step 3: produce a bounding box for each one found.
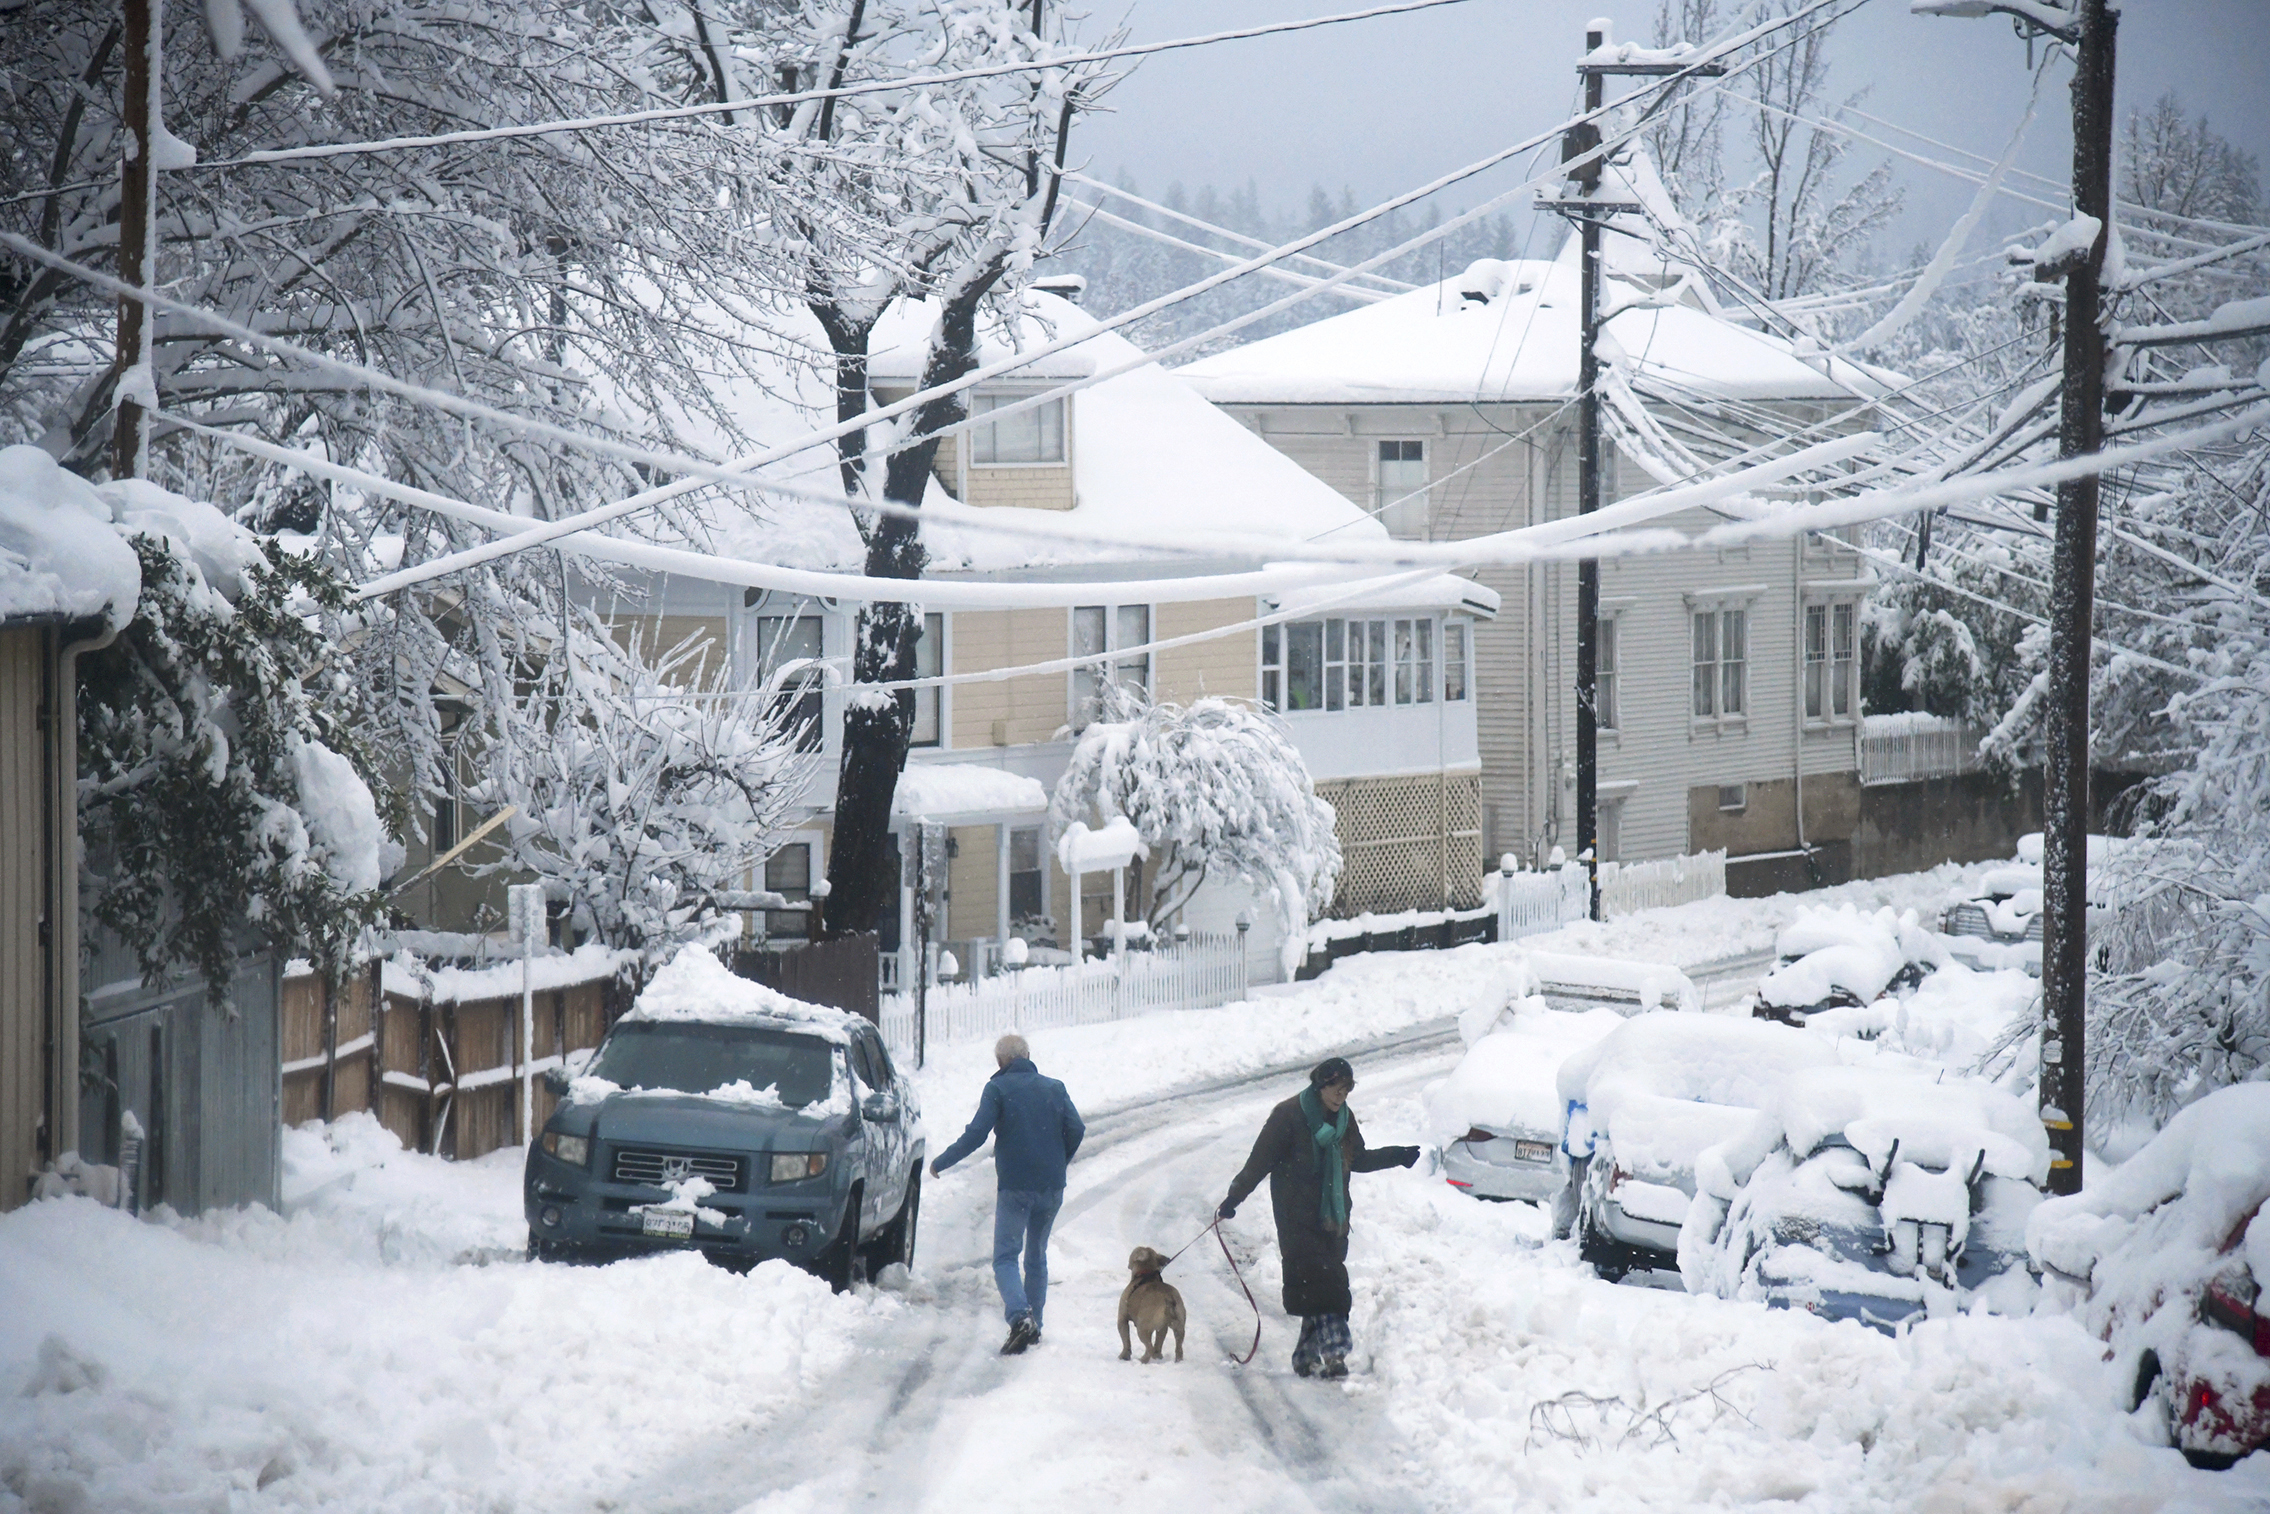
[1049,682,1341,956]
[75,486,398,995]
[458,622,813,960]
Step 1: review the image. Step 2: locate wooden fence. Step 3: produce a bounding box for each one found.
[282,950,625,1162]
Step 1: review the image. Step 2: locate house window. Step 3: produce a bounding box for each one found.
[1804,602,1858,722]
[1597,797,1624,864]
[970,392,1066,464]
[1718,784,1747,812]
[1071,604,1149,727]
[1692,608,1746,719]
[1377,440,1428,537]
[765,843,813,941]
[910,612,944,747]
[1009,827,1046,926]
[757,613,826,751]
[1444,621,1468,702]
[1264,617,1392,712]
[1394,617,1434,705]
[1594,617,1617,731]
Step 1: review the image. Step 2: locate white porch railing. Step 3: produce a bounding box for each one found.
[879,931,1249,1063]
[1598,850,1726,916]
[1858,713,1976,786]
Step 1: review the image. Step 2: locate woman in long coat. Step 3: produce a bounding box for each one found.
[1217,1057,1418,1379]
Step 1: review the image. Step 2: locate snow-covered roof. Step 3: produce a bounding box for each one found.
[663,292,1490,614]
[1180,243,1890,408]
[889,762,1047,824]
[1274,570,1499,619]
[0,445,141,630]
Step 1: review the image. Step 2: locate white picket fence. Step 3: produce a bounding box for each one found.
[878,931,1248,1063]
[1859,713,1976,786]
[1490,864,1592,940]
[1598,849,1727,916]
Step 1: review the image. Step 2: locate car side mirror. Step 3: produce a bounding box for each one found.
[542,1067,572,1098]
[861,1091,901,1123]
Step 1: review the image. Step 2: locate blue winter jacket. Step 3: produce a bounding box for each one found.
[932,1058,1085,1191]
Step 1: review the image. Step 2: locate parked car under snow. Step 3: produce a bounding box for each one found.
[1753,904,1943,1027]
[2028,1084,2270,1471]
[1938,833,2124,976]
[1424,999,1625,1205]
[1680,1064,2046,1332]
[524,950,924,1290]
[1557,1014,1843,1282]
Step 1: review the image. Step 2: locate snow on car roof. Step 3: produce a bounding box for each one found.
[621,947,862,1043]
[2027,1083,2270,1284]
[1424,1005,1625,1142]
[1556,1011,1841,1113]
[1778,1065,2046,1181]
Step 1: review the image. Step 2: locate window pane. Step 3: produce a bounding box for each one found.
[1445,622,1468,702]
[911,612,942,746]
[1325,619,1344,661]
[1262,668,1280,711]
[1804,605,1824,719]
[1262,622,1280,664]
[1723,609,1746,664]
[1326,662,1345,712]
[1595,619,1614,729]
[1072,606,1107,658]
[1833,604,1854,717]
[970,393,1065,464]
[1722,610,1747,715]
[1692,610,1716,665]
[765,843,811,940]
[1416,618,1434,703]
[759,615,826,750]
[1116,604,1148,651]
[1367,621,1388,705]
[1287,621,1324,711]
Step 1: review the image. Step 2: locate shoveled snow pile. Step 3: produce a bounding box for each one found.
[0,444,140,628]
[1759,904,1944,1010]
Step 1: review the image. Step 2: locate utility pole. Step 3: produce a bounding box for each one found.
[114,0,158,479]
[1554,22,1721,920]
[2041,0,2117,1197]
[1916,0,2117,1194]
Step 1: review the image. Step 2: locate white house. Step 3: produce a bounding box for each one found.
[1181,181,1890,893]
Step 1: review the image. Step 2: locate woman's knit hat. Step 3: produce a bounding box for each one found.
[1308,1056,1355,1090]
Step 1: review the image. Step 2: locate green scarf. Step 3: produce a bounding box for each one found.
[1298,1086,1352,1233]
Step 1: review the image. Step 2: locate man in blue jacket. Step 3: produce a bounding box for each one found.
[932,1032,1085,1355]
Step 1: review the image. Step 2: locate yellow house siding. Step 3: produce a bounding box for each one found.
[949,608,1071,747]
[964,465,1074,512]
[1154,599,1253,705]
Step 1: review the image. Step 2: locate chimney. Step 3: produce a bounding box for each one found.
[1032,273,1088,305]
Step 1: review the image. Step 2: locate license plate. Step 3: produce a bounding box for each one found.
[1514,1140,1555,1165]
[641,1207,695,1239]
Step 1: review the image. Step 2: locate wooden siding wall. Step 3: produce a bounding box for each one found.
[1229,403,1865,867]
[0,628,48,1211]
[946,599,1256,751]
[964,466,1074,512]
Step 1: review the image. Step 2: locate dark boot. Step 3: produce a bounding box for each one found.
[1001,1314,1040,1356]
[1319,1356,1348,1380]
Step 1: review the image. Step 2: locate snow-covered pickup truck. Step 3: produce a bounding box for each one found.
[1679,1064,2046,1332]
[1557,1014,1842,1282]
[2029,1084,2270,1471]
[524,951,923,1290]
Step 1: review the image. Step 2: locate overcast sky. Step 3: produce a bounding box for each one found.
[1074,0,2270,267]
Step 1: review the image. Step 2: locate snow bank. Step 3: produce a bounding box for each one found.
[0,443,139,628]
[621,945,862,1041]
[0,1116,882,1511]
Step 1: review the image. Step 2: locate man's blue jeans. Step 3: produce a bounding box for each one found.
[993,1187,1064,1326]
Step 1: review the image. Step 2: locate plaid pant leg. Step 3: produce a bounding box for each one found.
[1292,1313,1352,1372]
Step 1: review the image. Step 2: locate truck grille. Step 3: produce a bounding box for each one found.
[612,1147,745,1193]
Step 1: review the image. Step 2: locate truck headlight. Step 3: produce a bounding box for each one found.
[541,1131,590,1167]
[771,1152,827,1183]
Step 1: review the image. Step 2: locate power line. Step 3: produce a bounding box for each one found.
[180,1,1482,173]
[1061,172,1415,292]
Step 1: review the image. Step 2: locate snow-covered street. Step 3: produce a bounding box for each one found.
[6,904,2267,1512]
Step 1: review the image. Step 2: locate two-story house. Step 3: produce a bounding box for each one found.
[1182,210,1890,894]
[399,289,1497,982]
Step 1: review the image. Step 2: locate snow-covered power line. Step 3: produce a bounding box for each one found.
[1060,172,1416,293]
[180,1,1484,173]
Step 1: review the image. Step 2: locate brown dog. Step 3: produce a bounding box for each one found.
[1117,1246,1187,1362]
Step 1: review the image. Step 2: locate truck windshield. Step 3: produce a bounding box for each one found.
[585,1022,835,1106]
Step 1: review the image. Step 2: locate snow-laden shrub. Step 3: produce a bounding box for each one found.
[1050,682,1340,967]
[78,523,396,996]
[460,623,812,962]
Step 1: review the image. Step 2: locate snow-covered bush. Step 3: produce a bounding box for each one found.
[1050,682,1341,963]
[73,475,396,994]
[460,623,811,962]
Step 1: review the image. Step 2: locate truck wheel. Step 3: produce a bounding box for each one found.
[1578,1207,1628,1283]
[814,1188,861,1294]
[877,1170,920,1273]
[2130,1349,2161,1413]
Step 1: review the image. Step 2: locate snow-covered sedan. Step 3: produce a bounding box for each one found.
[1680,1064,2046,1331]
[2029,1084,2270,1470]
[1939,833,2123,976]
[1424,1001,1624,1206]
[1558,1014,1842,1282]
[525,950,923,1290]
[1754,904,1943,1027]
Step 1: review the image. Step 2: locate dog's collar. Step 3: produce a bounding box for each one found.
[1132,1268,1162,1284]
